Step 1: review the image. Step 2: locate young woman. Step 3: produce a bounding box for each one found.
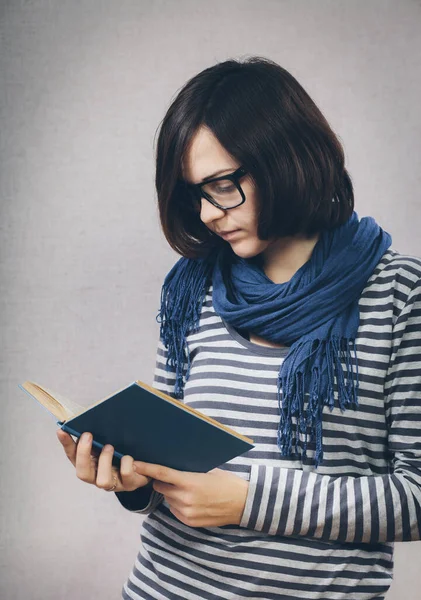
[57,56,421,600]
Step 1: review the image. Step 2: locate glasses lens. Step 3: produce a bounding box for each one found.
[201,179,243,208]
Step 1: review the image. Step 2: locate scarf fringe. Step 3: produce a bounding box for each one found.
[156,257,211,399]
[277,337,359,466]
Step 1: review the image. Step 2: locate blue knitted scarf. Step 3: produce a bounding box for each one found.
[157,212,392,466]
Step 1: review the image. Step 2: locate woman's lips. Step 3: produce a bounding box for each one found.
[219,229,241,240]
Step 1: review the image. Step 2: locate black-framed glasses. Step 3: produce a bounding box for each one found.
[181,166,248,212]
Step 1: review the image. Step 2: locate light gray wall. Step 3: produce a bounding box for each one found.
[1,1,420,598]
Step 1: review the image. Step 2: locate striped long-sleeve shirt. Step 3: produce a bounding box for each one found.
[116,247,421,600]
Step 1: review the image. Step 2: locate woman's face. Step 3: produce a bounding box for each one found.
[181,125,274,259]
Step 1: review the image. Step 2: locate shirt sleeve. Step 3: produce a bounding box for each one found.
[240,277,421,543]
[114,337,179,514]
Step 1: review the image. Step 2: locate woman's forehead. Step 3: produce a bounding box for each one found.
[181,128,237,184]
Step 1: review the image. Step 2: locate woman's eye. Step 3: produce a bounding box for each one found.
[212,184,235,194]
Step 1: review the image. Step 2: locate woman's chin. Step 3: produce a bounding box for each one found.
[228,238,268,259]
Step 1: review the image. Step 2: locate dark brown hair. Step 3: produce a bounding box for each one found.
[154,56,354,258]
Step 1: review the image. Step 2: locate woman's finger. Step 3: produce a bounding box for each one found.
[96,444,121,491]
[120,454,152,491]
[75,432,97,484]
[152,480,177,497]
[56,429,78,466]
[58,430,152,492]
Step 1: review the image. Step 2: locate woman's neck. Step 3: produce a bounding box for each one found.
[262,232,320,284]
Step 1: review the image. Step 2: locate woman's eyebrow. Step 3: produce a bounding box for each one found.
[182,167,236,185]
[194,167,237,184]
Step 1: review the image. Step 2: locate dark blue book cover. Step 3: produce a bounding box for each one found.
[19,380,254,472]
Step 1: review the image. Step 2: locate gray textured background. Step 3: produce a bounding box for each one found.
[1,1,420,598]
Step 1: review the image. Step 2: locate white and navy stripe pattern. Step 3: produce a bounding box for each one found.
[117,248,421,600]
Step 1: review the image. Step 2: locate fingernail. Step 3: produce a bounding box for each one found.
[82,433,92,442]
[133,464,138,472]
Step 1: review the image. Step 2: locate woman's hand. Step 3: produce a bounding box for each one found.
[56,429,151,493]
[133,461,249,528]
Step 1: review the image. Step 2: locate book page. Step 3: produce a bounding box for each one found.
[21,382,87,421]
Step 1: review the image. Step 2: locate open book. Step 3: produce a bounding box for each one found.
[19,380,254,472]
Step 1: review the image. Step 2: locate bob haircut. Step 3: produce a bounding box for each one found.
[155,56,354,259]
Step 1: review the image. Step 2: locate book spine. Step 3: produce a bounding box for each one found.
[57,422,124,460]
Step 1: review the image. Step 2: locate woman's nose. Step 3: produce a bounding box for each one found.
[199,198,226,225]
